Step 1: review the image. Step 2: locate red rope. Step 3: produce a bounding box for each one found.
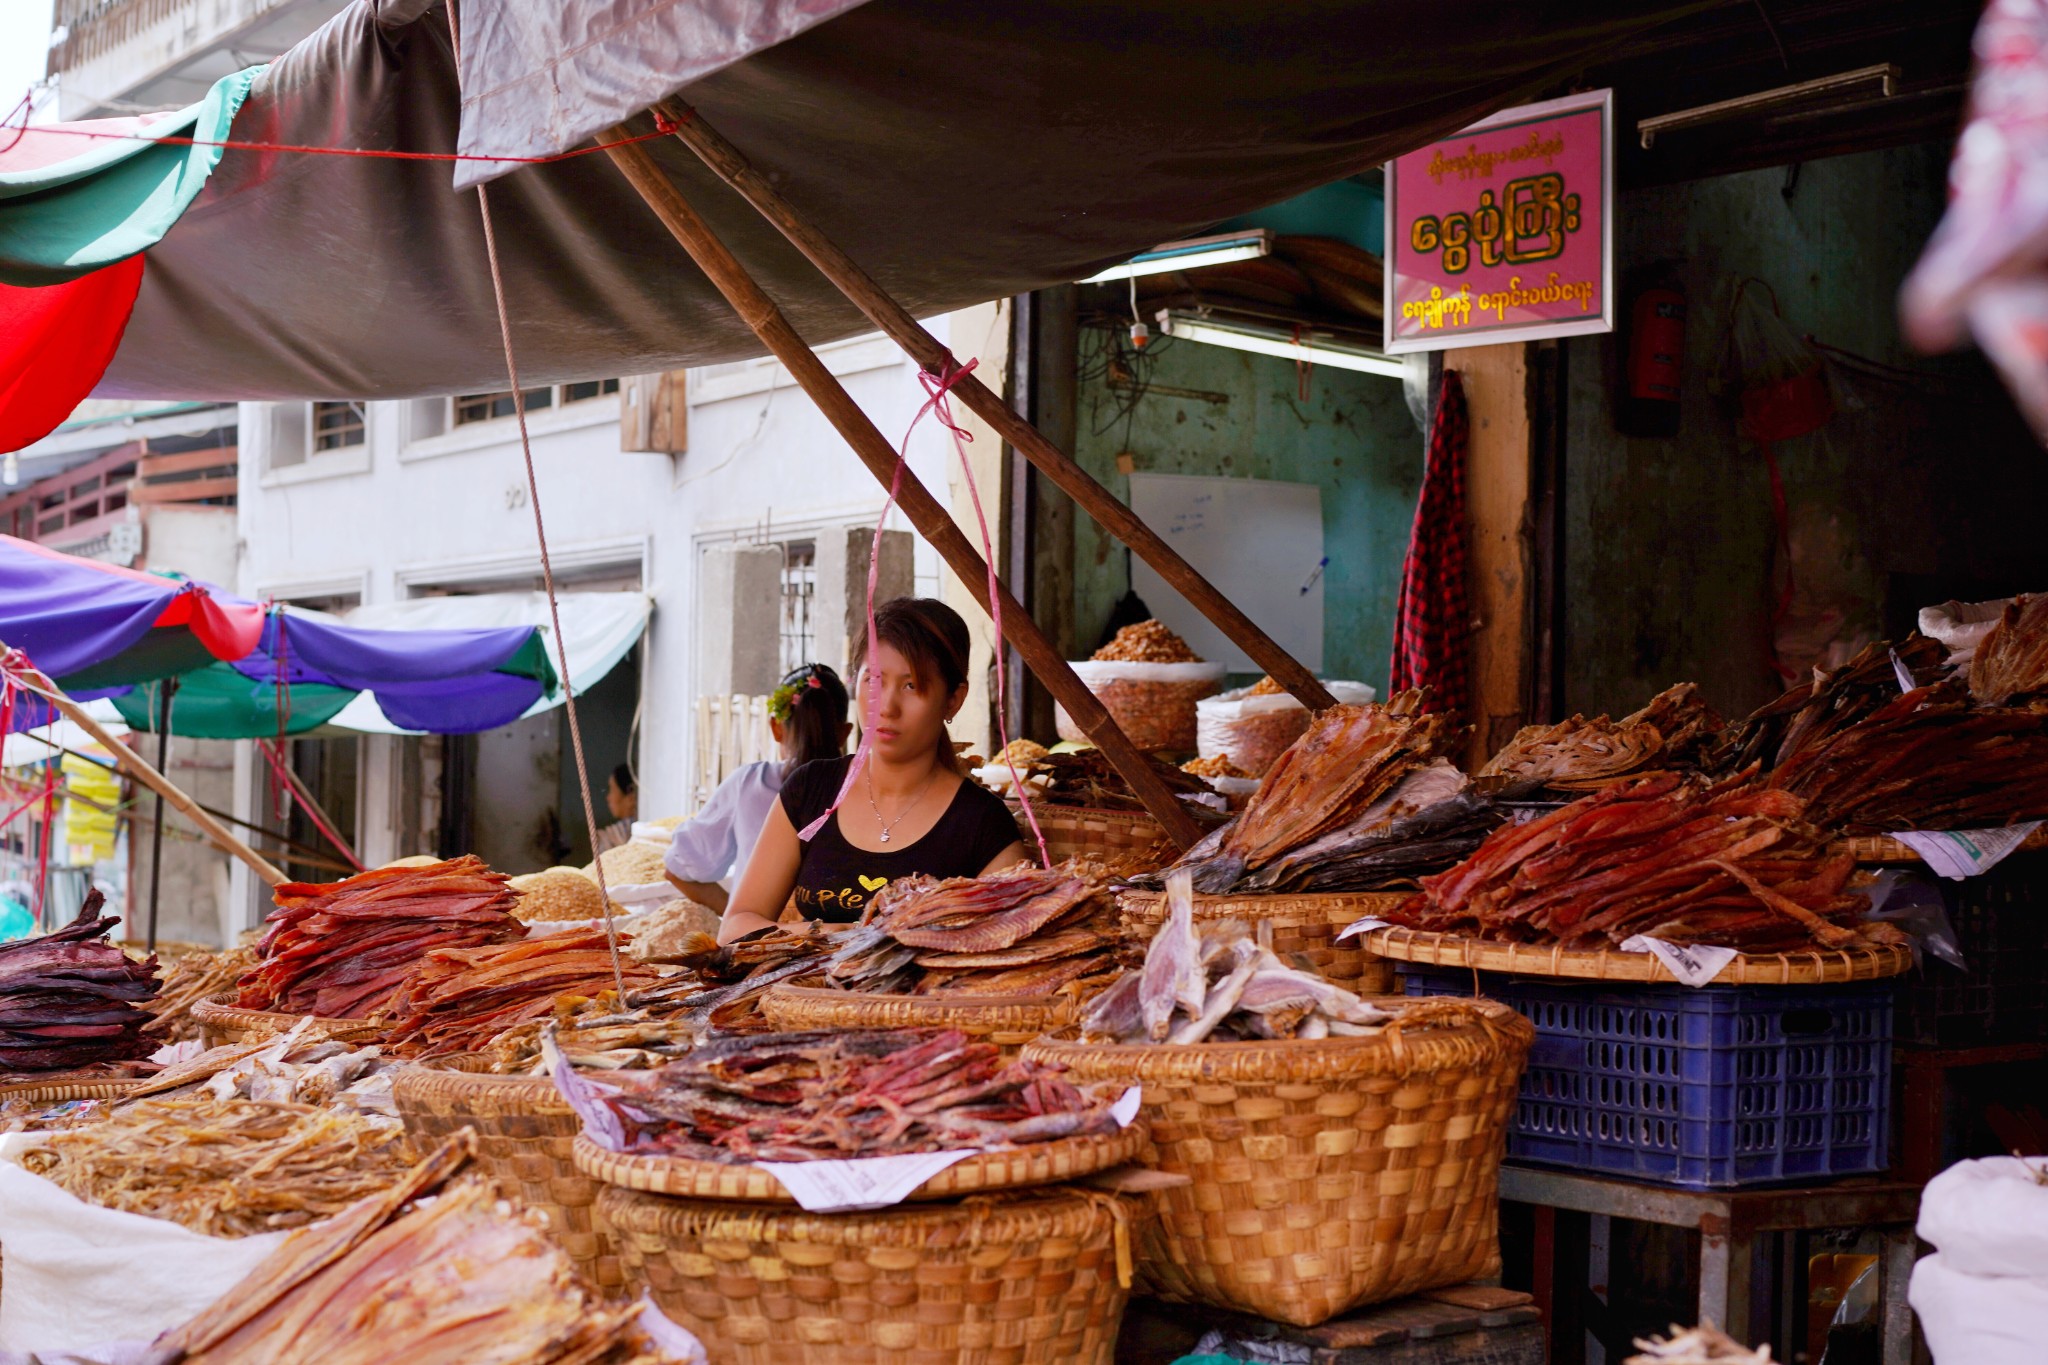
[255,739,364,872]
[0,88,678,164]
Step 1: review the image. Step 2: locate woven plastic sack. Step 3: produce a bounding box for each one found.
[1195,680,1375,776]
[1055,660,1227,752]
[1909,1156,2048,1365]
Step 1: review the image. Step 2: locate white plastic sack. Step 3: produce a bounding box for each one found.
[1919,597,2013,665]
[1916,1155,2048,1276]
[0,1158,288,1353]
[1195,680,1374,775]
[1911,1252,2048,1365]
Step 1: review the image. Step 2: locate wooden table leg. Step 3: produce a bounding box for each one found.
[1699,1220,1753,1343]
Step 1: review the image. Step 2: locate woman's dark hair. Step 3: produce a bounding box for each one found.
[853,597,972,768]
[778,663,850,775]
[609,763,635,797]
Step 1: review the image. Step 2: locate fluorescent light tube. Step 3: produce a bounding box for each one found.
[1157,310,1406,378]
[1079,231,1272,284]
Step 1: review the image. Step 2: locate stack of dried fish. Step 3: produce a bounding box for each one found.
[1717,635,1947,773]
[1084,874,1396,1043]
[485,993,694,1073]
[1625,1324,1774,1364]
[134,1020,398,1115]
[0,891,158,1072]
[575,1028,1121,1161]
[152,1137,689,1365]
[1481,683,1724,794]
[1156,694,1466,893]
[1013,746,1219,812]
[378,929,662,1059]
[237,856,525,1019]
[825,863,1120,996]
[624,923,835,1033]
[1768,679,2048,832]
[20,1095,411,1236]
[1971,593,2048,703]
[146,944,257,1042]
[1394,773,1901,951]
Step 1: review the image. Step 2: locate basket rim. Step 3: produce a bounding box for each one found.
[1361,927,1915,984]
[1835,830,2048,863]
[0,1077,146,1101]
[572,1122,1148,1202]
[1118,888,1411,922]
[391,1055,562,1111]
[593,1180,1124,1244]
[1025,996,1533,1082]
[764,980,1084,1013]
[192,990,380,1033]
[1005,801,1165,826]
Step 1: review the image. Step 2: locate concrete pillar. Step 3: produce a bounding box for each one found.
[813,527,915,681]
[697,543,784,696]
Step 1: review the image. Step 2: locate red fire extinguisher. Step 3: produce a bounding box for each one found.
[1620,275,1687,437]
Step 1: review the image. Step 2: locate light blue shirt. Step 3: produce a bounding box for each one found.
[664,760,786,885]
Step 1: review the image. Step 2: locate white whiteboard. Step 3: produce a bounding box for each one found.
[1127,472,1324,672]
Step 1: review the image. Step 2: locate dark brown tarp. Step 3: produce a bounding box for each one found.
[101,0,1709,401]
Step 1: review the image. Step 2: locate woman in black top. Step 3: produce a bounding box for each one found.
[718,598,1027,941]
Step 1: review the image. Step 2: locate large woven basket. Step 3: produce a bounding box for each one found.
[1117,890,1404,993]
[1025,996,1534,1326]
[1362,927,1914,985]
[761,981,1081,1054]
[573,1124,1147,1203]
[390,1057,623,1293]
[599,1185,1135,1365]
[1009,803,1171,867]
[190,992,382,1048]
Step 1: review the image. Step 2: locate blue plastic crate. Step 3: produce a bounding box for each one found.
[1401,966,1894,1189]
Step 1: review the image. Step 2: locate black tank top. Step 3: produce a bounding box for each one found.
[779,756,1023,922]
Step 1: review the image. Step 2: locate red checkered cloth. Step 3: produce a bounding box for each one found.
[1388,368,1470,719]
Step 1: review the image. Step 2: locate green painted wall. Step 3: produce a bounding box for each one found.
[1563,141,2048,722]
[1071,331,1419,687]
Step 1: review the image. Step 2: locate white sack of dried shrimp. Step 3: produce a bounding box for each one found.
[1909,1155,2048,1365]
[0,1156,286,1353]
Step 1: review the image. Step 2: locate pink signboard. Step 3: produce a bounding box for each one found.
[1383,89,1613,352]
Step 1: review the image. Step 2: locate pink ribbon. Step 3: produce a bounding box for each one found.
[795,359,1050,867]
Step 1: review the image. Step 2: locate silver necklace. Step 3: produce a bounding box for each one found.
[866,765,940,844]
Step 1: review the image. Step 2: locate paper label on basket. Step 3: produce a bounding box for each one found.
[1618,936,1738,987]
[1889,823,2042,880]
[1112,1085,1142,1128]
[753,1150,977,1213]
[1335,916,1395,942]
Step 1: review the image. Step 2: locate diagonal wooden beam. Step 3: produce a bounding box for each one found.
[653,99,1336,714]
[601,133,1203,850]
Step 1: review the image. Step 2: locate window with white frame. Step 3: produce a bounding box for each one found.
[779,540,817,676]
[266,401,372,473]
[452,379,619,426]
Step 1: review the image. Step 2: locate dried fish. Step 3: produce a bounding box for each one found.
[1625,1323,1774,1363]
[1240,759,1501,893]
[575,1027,1121,1160]
[22,1095,412,1237]
[1395,772,1904,951]
[377,929,662,1059]
[146,946,256,1042]
[0,889,159,1072]
[1163,694,1462,892]
[1717,635,1947,773]
[1095,911,1395,1045]
[237,857,525,1019]
[1970,592,2048,704]
[152,1135,688,1365]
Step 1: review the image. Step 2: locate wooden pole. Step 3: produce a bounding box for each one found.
[601,133,1204,850]
[654,99,1338,713]
[7,663,288,886]
[144,677,175,952]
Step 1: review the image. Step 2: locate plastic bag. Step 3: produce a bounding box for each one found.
[1054,659,1227,752]
[1920,596,2014,667]
[0,1157,289,1353]
[1865,870,1967,970]
[1194,680,1376,776]
[1917,1155,2048,1275]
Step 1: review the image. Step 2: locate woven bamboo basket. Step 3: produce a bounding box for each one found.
[598,1184,1135,1365]
[1117,890,1404,993]
[190,991,382,1048]
[1024,996,1534,1327]
[1008,803,1171,867]
[390,1056,624,1293]
[761,981,1082,1054]
[573,1123,1148,1203]
[1361,927,1915,985]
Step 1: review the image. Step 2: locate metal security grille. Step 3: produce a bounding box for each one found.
[779,540,817,676]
